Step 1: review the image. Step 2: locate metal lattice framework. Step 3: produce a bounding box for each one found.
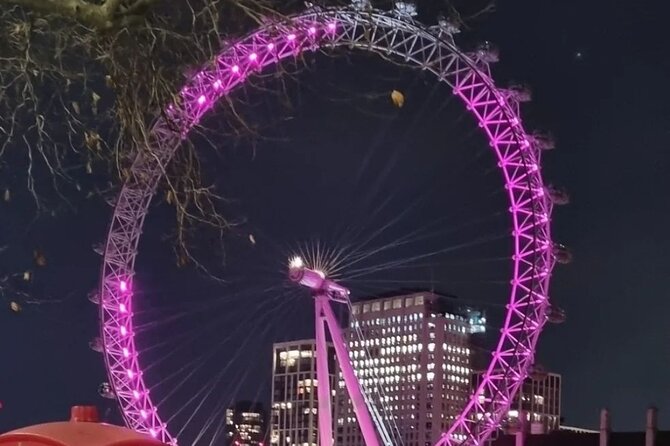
[99,6,555,446]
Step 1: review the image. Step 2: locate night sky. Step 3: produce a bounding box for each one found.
[2,0,670,440]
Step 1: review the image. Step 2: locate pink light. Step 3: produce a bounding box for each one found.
[287,33,296,41]
[197,95,206,105]
[249,52,258,61]
[149,428,157,438]
[231,65,240,73]
[308,26,316,35]
[267,43,275,50]
[213,79,222,90]
[133,390,140,399]
[127,369,134,378]
[328,22,337,31]
[119,303,127,313]
[120,326,127,336]
[119,280,128,292]
[123,347,130,358]
[140,409,148,419]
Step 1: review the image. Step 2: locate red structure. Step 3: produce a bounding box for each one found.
[0,406,166,446]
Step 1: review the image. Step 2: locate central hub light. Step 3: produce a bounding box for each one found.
[288,256,350,302]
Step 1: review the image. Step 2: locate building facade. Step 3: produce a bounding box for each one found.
[472,370,561,434]
[335,291,479,446]
[491,407,668,446]
[270,340,336,446]
[225,401,267,446]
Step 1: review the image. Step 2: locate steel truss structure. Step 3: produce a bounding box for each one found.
[98,5,555,446]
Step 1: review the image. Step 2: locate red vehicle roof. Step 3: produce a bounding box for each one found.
[0,406,166,446]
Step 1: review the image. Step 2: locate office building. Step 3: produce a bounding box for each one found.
[226,401,267,446]
[472,369,561,434]
[335,290,481,446]
[270,340,337,446]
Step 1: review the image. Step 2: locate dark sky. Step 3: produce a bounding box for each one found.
[2,0,670,440]
[483,0,670,432]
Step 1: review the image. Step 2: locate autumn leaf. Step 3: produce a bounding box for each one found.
[92,91,101,115]
[84,131,101,152]
[34,249,47,267]
[391,90,405,108]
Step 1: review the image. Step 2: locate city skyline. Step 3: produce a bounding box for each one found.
[267,290,567,446]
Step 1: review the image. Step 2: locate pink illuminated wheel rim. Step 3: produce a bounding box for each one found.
[99,6,555,446]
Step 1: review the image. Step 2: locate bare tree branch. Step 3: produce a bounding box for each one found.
[0,0,494,290]
[1,0,105,28]
[0,0,300,286]
[0,0,164,28]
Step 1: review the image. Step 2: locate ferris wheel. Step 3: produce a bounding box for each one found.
[94,2,568,446]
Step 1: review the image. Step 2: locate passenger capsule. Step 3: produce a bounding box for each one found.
[89,337,104,353]
[475,41,500,63]
[88,290,100,304]
[546,305,566,324]
[92,242,104,255]
[529,131,556,151]
[552,243,573,264]
[528,364,548,381]
[506,84,532,102]
[98,382,115,399]
[546,185,570,205]
[437,15,460,35]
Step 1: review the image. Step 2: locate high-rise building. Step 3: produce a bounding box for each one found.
[270,340,337,446]
[335,290,480,446]
[472,369,561,434]
[225,401,267,446]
